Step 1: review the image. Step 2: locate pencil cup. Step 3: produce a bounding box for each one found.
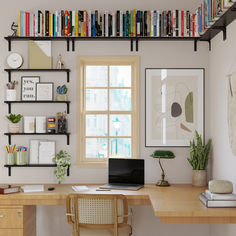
[6,153,15,165]
[6,89,16,101]
[16,151,28,165]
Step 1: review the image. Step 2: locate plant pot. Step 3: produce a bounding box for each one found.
[8,123,20,133]
[56,94,67,101]
[192,170,207,187]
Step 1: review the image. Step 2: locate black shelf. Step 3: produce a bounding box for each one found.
[4,101,71,114]
[4,133,70,145]
[4,68,70,83]
[4,164,70,177]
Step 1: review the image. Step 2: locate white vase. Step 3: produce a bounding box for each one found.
[192,170,207,187]
[8,123,20,133]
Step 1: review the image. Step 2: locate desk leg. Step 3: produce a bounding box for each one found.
[23,206,36,236]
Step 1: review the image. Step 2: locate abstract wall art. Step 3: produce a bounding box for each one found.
[145,68,204,147]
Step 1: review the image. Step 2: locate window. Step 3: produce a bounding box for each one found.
[78,57,140,167]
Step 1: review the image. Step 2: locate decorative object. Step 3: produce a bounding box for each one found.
[56,54,65,69]
[24,116,35,133]
[47,117,56,133]
[6,81,18,101]
[7,52,23,69]
[16,150,28,165]
[36,82,54,101]
[150,150,175,186]
[56,84,68,101]
[21,76,40,101]
[145,68,204,147]
[5,144,16,165]
[36,116,46,133]
[53,150,71,184]
[38,141,56,164]
[57,112,67,133]
[29,140,41,164]
[29,41,52,69]
[187,130,211,187]
[209,180,233,194]
[10,22,18,36]
[6,113,22,133]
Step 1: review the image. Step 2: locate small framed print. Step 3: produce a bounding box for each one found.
[21,76,40,101]
[36,82,54,101]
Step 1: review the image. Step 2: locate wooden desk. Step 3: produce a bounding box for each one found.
[1,184,236,227]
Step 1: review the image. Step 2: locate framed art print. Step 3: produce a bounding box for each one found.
[145,68,204,147]
[36,82,54,101]
[21,76,40,101]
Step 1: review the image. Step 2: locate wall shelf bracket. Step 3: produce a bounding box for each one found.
[212,26,227,41]
[66,39,70,51]
[7,38,11,51]
[71,39,75,51]
[194,39,198,52]
[136,39,139,51]
[208,40,212,51]
[130,39,133,51]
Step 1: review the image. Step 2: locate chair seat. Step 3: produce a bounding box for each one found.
[72,225,132,236]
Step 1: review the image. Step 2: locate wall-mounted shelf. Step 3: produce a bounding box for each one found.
[4,101,71,114]
[4,68,70,83]
[4,164,70,177]
[4,133,70,145]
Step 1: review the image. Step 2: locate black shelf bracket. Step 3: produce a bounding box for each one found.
[67,71,70,83]
[67,165,70,176]
[72,39,75,51]
[66,39,70,51]
[67,103,70,114]
[8,166,11,176]
[8,71,11,83]
[8,135,11,145]
[67,134,70,145]
[8,103,11,114]
[208,40,212,51]
[194,39,198,52]
[130,39,133,51]
[7,38,11,51]
[136,39,139,51]
[212,26,227,41]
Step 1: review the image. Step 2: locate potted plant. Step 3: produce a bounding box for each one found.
[6,113,22,133]
[53,150,71,184]
[187,131,212,187]
[150,150,175,186]
[56,85,68,101]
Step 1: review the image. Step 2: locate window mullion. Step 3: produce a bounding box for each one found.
[107,65,110,159]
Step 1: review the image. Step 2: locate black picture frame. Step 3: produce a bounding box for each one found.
[145,68,205,147]
[36,82,54,101]
[21,76,40,101]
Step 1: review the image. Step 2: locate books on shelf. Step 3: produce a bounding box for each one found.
[0,185,20,194]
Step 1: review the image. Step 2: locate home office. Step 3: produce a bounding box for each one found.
[1,0,236,235]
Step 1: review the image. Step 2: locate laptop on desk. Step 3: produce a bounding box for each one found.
[100,158,144,191]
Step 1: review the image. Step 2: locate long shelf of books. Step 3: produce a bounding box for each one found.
[5,1,236,52]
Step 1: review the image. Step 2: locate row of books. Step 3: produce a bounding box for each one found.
[17,0,235,38]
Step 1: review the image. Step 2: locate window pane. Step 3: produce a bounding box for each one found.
[86,138,108,158]
[86,89,107,111]
[86,66,107,87]
[86,115,107,136]
[110,115,131,136]
[110,66,131,87]
[110,138,131,157]
[110,89,131,111]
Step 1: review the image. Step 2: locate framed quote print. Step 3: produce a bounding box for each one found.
[36,82,54,101]
[145,68,204,147]
[21,76,40,101]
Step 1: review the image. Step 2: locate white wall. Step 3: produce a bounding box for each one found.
[0,0,212,235]
[208,17,236,236]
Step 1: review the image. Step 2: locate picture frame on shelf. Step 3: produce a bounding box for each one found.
[36,82,54,101]
[21,76,40,101]
[145,68,204,147]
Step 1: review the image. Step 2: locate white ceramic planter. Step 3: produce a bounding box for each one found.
[6,89,16,101]
[8,123,20,133]
[192,170,207,187]
[56,94,67,101]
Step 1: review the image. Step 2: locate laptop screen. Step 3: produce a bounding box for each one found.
[109,158,144,185]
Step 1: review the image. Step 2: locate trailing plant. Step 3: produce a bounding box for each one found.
[6,113,22,123]
[57,85,68,94]
[53,150,71,184]
[187,131,212,170]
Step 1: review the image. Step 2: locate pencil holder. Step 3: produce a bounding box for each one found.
[6,153,15,165]
[6,89,16,101]
[16,151,28,165]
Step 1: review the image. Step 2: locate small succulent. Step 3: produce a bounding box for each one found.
[57,85,68,95]
[6,114,22,123]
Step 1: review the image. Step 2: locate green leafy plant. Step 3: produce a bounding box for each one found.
[6,113,22,123]
[53,150,71,184]
[187,131,212,170]
[57,85,68,94]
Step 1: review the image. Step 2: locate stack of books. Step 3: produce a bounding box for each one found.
[199,189,236,207]
[0,185,20,194]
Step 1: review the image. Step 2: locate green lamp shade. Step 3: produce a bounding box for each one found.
[151,150,175,159]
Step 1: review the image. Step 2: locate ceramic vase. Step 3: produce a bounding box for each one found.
[56,94,67,101]
[192,170,207,187]
[8,123,20,133]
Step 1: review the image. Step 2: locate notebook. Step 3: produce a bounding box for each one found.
[100,158,144,191]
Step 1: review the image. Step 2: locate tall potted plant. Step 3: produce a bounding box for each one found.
[187,131,211,187]
[6,113,22,133]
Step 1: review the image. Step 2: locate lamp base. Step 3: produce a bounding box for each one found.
[156,180,170,187]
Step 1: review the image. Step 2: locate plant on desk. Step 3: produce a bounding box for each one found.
[6,113,22,133]
[187,130,212,187]
[56,84,68,101]
[150,150,175,187]
[53,150,71,184]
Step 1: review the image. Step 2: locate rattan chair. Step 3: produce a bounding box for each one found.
[66,193,133,236]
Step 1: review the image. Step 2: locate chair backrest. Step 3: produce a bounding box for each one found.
[66,193,129,234]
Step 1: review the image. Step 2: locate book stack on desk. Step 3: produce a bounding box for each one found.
[199,190,236,207]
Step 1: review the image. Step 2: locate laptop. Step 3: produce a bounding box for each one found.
[100,158,144,191]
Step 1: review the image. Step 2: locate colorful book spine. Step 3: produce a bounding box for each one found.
[133,9,136,36]
[120,11,123,37]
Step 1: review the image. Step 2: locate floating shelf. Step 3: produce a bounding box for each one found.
[4,101,71,114]
[4,133,70,145]
[4,68,71,83]
[4,164,70,177]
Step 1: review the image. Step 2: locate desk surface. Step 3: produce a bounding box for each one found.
[1,184,236,224]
